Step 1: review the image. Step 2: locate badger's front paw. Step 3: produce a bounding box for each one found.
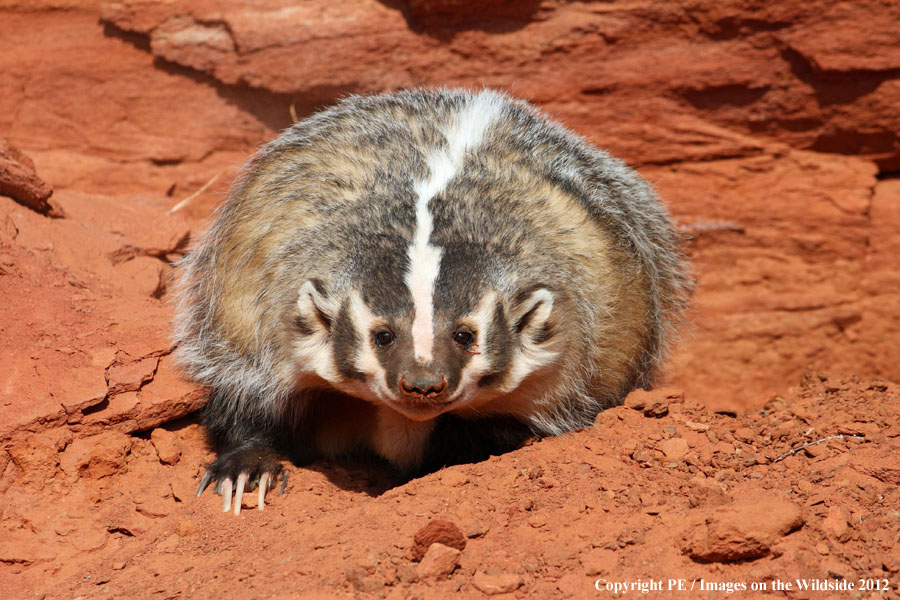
[195,445,287,515]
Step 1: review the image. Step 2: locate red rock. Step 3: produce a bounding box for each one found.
[82,391,141,432]
[472,571,522,595]
[657,438,690,461]
[733,428,755,443]
[97,1,900,171]
[106,352,159,396]
[681,490,804,562]
[72,527,109,551]
[0,530,61,564]
[411,520,466,561]
[687,475,729,509]
[658,150,882,408]
[115,256,166,299]
[685,421,710,433]
[345,564,384,594]
[150,428,182,465]
[0,139,61,216]
[6,432,63,485]
[820,505,850,542]
[396,563,419,584]
[176,520,197,537]
[416,543,460,579]
[556,573,584,596]
[405,0,542,27]
[55,365,109,417]
[133,485,174,518]
[624,388,683,417]
[440,469,469,487]
[884,544,900,573]
[777,3,900,73]
[136,355,206,430]
[714,442,735,456]
[580,548,618,576]
[859,180,900,376]
[59,431,132,479]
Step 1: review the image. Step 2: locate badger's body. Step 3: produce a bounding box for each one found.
[176,89,691,512]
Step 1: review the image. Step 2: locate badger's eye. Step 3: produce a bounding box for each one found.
[452,330,475,349]
[373,330,395,348]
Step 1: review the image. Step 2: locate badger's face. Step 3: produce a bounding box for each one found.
[291,273,561,422]
[283,90,575,420]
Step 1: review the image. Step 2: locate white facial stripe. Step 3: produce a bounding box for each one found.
[450,292,497,403]
[406,91,504,364]
[346,292,394,401]
[406,242,442,364]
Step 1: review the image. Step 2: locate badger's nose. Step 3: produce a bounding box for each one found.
[398,369,447,400]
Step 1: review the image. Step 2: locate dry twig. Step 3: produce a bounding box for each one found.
[773,434,864,463]
[167,169,225,215]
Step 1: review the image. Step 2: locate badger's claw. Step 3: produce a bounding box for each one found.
[221,477,233,512]
[196,469,215,497]
[195,445,285,514]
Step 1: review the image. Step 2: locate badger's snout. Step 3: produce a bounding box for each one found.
[398,368,448,401]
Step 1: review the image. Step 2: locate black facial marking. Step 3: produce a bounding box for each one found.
[349,230,413,318]
[314,307,332,331]
[309,301,332,331]
[309,278,328,297]
[424,322,471,397]
[514,302,542,333]
[432,242,492,315]
[294,315,315,336]
[532,323,553,345]
[375,314,412,392]
[513,283,550,304]
[477,372,502,388]
[465,300,512,390]
[512,284,553,334]
[331,303,366,382]
[482,300,512,386]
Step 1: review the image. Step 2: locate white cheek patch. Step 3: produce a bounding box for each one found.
[406,91,505,364]
[502,345,560,394]
[450,291,498,404]
[501,288,561,393]
[345,292,395,402]
[294,280,341,384]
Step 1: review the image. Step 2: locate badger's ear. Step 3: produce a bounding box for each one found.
[296,279,339,335]
[511,286,555,345]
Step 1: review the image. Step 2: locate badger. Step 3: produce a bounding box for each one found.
[175,88,691,514]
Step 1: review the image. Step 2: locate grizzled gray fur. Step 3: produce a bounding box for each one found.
[174,88,692,513]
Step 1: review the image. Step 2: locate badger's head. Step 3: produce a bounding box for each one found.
[291,252,563,422]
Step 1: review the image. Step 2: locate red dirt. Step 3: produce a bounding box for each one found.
[1,2,899,598]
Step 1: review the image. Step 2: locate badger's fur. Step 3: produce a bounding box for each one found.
[176,89,691,512]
